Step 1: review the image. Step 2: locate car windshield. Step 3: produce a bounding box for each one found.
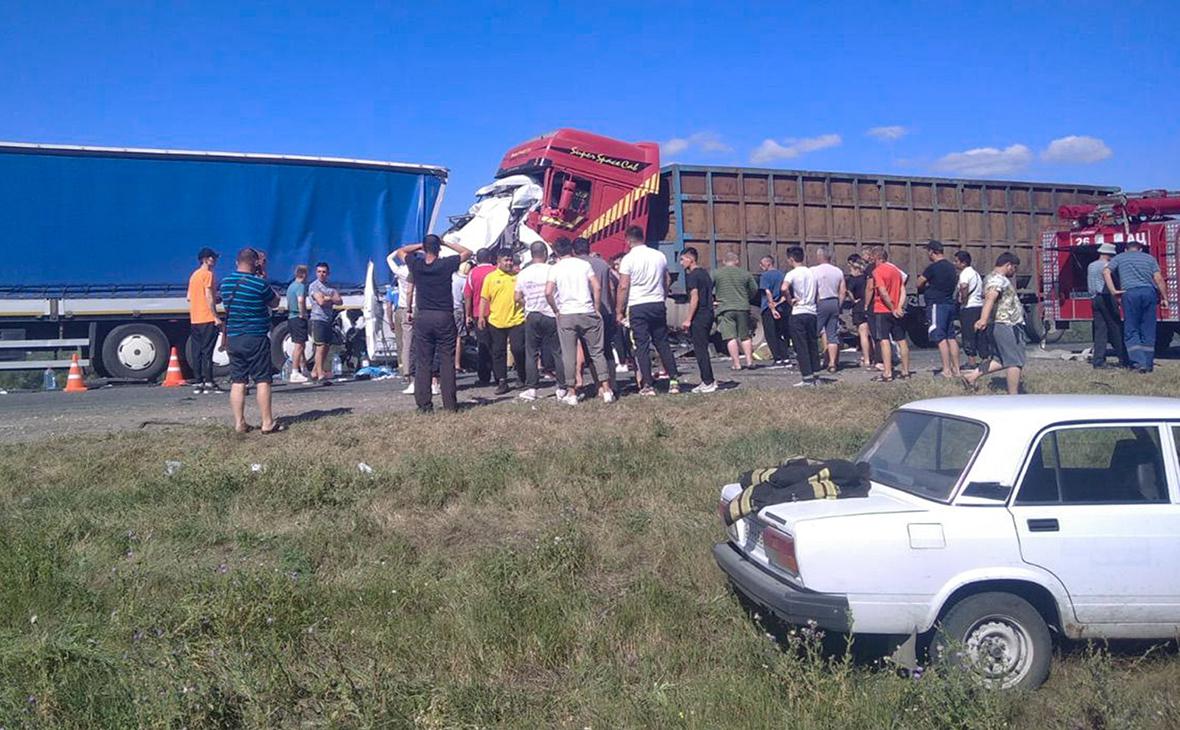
[857,410,986,501]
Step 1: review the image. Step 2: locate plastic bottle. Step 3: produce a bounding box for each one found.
[331,352,343,377]
[43,367,57,391]
[281,355,293,382]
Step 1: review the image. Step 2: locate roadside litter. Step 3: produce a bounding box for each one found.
[357,462,373,474]
[250,463,265,473]
[354,365,396,381]
[164,460,182,476]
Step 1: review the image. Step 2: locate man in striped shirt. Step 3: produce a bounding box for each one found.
[221,247,281,433]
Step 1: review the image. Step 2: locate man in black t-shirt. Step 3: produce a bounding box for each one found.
[916,240,961,378]
[394,234,472,412]
[678,248,717,393]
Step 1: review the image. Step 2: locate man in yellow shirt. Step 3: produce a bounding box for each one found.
[186,247,221,394]
[480,248,527,394]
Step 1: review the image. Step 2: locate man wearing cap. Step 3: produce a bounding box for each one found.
[186,247,221,394]
[1103,238,1169,373]
[1088,243,1129,369]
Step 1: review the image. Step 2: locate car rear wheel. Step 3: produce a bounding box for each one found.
[930,592,1052,691]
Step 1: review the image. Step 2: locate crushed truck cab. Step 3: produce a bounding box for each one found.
[714,395,1180,690]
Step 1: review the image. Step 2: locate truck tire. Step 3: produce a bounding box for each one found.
[930,592,1052,691]
[269,321,314,372]
[101,323,170,381]
[1023,308,1045,344]
[183,331,231,379]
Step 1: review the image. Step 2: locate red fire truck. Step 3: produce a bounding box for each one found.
[1039,192,1180,348]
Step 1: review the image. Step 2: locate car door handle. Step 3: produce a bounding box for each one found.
[1027,518,1059,532]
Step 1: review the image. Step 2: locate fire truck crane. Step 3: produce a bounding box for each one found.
[1039,190,1180,350]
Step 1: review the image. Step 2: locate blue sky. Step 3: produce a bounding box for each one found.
[2,1,1177,226]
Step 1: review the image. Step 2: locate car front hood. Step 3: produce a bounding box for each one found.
[758,484,928,532]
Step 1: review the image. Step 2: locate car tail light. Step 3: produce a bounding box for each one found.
[762,526,798,575]
[717,499,731,524]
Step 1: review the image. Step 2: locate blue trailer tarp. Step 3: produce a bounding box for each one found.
[0,146,445,295]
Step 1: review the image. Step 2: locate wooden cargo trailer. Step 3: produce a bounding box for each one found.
[651,164,1116,293]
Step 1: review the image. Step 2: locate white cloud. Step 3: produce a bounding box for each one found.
[867,125,908,141]
[750,133,842,164]
[659,131,733,157]
[932,144,1033,176]
[1041,135,1112,164]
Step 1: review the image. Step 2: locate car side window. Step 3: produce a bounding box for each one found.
[1016,425,1168,505]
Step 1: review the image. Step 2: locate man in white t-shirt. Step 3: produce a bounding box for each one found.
[614,225,680,395]
[782,246,820,385]
[810,246,847,372]
[546,237,615,404]
[515,241,562,401]
[953,250,985,369]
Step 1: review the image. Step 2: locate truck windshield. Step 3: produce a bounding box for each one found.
[857,411,985,501]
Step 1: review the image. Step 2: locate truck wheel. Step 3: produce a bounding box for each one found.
[269,321,313,372]
[183,331,230,379]
[930,592,1052,691]
[101,323,170,381]
[1023,308,1045,344]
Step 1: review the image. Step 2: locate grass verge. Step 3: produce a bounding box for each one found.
[2,367,1179,727]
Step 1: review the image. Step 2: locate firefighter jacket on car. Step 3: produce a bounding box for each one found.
[724,457,872,526]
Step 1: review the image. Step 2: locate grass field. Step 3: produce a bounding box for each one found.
[2,366,1179,728]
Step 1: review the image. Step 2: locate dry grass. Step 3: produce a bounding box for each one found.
[1,365,1179,727]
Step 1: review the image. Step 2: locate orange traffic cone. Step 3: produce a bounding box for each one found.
[64,353,88,393]
[162,347,186,387]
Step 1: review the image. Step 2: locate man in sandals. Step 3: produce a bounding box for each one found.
[963,253,1025,395]
[867,246,910,382]
[222,247,282,433]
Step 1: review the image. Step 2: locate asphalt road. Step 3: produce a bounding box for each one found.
[0,346,1075,444]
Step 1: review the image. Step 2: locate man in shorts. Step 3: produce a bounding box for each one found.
[916,240,961,378]
[308,262,342,382]
[964,253,1025,395]
[285,264,310,383]
[711,250,758,370]
[867,246,910,381]
[221,247,281,433]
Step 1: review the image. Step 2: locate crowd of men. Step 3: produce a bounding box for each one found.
[187,227,1170,425]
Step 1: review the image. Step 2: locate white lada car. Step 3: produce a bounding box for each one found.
[713,395,1180,690]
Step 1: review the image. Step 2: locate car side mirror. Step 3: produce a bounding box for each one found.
[961,481,1011,500]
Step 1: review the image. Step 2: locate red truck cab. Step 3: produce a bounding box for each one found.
[496,129,660,260]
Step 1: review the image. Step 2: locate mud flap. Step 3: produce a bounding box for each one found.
[886,630,919,677]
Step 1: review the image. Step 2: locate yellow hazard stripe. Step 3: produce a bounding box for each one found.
[582,172,659,239]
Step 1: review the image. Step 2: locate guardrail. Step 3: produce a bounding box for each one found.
[0,337,89,370]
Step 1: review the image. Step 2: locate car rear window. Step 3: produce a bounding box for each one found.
[858,411,986,501]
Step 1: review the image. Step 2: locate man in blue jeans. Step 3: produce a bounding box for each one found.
[1103,238,1170,372]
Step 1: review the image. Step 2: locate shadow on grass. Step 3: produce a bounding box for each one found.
[282,407,352,425]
